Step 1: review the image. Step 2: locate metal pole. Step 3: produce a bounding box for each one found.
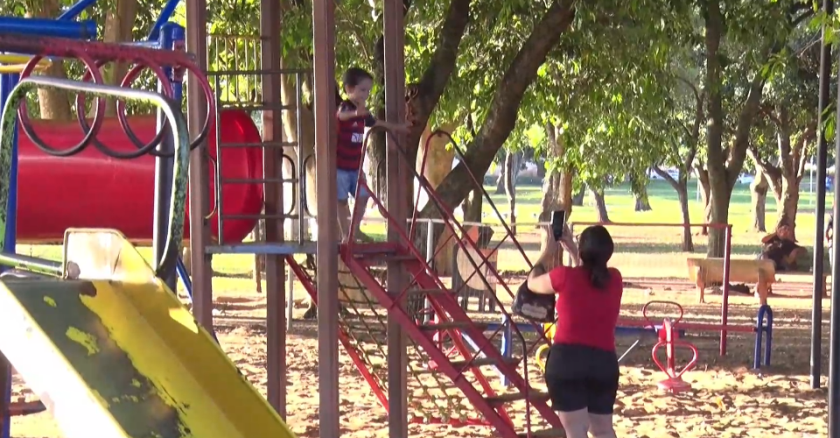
[720,225,732,356]
[185,0,214,332]
[312,0,340,435]
[813,0,833,390]
[152,25,177,291]
[829,46,840,436]
[0,70,19,438]
[384,0,407,435]
[260,0,287,417]
[423,218,434,324]
[0,17,95,38]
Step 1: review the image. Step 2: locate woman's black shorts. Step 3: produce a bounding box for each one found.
[544,343,619,414]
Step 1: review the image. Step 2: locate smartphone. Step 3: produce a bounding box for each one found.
[551,210,566,241]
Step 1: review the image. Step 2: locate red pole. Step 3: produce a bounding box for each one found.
[720,225,733,356]
[666,319,676,376]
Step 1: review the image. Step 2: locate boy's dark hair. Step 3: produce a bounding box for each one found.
[578,225,614,289]
[343,67,374,90]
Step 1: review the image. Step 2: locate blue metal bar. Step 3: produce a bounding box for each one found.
[57,0,98,21]
[755,305,773,369]
[152,23,177,292]
[176,257,193,299]
[0,71,20,438]
[170,25,185,99]
[147,0,182,41]
[0,17,96,39]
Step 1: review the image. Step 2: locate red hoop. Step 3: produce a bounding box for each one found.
[642,300,684,328]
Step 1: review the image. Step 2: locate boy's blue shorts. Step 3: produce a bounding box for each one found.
[337,168,369,202]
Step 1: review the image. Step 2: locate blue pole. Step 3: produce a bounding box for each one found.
[0,17,96,39]
[170,24,185,101]
[147,0,182,41]
[0,74,8,438]
[0,71,20,438]
[153,22,176,285]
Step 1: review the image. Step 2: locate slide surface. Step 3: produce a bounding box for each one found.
[0,229,296,438]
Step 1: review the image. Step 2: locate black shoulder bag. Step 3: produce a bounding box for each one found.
[512,281,556,323]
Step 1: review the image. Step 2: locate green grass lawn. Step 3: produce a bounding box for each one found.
[16,177,832,295]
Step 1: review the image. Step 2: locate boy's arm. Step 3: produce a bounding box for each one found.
[372,119,405,130]
[370,115,409,133]
[336,101,361,121]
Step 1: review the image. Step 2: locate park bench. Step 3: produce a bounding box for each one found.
[685,257,775,305]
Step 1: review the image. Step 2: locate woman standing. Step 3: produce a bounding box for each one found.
[526,225,623,438]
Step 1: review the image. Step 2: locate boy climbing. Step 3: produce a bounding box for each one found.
[336,67,410,243]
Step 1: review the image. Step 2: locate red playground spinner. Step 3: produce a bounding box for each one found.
[643,300,699,394]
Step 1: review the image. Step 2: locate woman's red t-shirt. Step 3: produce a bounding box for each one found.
[548,266,623,352]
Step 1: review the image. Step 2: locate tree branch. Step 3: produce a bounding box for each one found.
[653,166,681,192]
[406,0,473,149]
[748,146,782,183]
[420,0,578,218]
[725,73,767,187]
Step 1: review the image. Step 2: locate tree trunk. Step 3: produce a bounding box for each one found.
[495,168,506,194]
[696,164,711,235]
[539,124,572,264]
[775,174,800,239]
[634,195,651,212]
[751,170,769,232]
[102,0,138,116]
[702,0,765,257]
[419,125,457,276]
[504,150,519,234]
[28,0,72,120]
[750,113,815,241]
[676,181,694,251]
[707,182,731,257]
[572,186,584,206]
[590,187,610,223]
[418,124,458,202]
[653,167,693,251]
[464,187,483,222]
[367,113,388,200]
[540,124,572,214]
[632,178,652,212]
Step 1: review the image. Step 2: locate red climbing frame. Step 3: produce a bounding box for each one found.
[350,128,561,437]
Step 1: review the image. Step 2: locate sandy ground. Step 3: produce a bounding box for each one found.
[6,279,833,438]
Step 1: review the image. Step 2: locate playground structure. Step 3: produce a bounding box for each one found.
[0,66,295,438]
[1,1,839,438]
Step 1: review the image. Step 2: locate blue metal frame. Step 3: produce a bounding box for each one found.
[0,67,17,438]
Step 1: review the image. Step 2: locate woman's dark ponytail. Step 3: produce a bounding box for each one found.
[578,225,614,290]
[589,264,610,289]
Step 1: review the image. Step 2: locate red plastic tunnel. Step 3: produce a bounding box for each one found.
[15,109,264,244]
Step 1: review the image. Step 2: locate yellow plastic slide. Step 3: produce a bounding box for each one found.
[0,229,297,438]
